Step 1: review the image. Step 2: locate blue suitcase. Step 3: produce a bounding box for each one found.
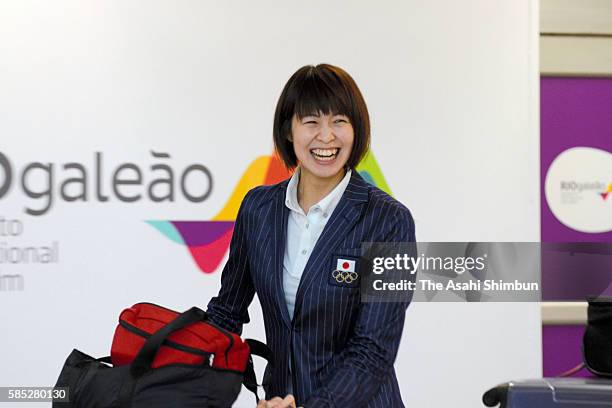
[483,378,612,407]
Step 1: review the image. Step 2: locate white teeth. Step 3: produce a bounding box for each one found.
[311,148,339,159]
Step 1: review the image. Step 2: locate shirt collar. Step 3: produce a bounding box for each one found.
[285,167,352,216]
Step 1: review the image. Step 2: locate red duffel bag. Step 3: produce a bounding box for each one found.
[112,302,252,372]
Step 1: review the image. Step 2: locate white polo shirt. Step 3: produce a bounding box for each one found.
[283,166,352,318]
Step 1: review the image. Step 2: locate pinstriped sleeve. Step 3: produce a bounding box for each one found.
[206,189,256,336]
[305,208,416,407]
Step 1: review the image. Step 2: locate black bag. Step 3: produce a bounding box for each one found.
[584,296,612,377]
[53,307,271,408]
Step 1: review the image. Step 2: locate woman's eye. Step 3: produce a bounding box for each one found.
[334,118,348,124]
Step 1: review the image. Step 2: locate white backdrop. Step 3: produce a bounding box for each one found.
[0,1,540,407]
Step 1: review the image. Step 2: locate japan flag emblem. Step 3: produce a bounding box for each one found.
[336,259,356,272]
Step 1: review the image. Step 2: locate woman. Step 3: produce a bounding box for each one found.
[207,64,415,408]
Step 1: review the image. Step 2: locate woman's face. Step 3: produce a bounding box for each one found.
[290,112,354,181]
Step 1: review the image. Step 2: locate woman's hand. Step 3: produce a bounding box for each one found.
[256,394,301,408]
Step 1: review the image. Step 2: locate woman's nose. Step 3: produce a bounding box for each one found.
[317,124,335,143]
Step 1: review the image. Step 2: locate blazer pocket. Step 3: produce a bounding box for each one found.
[329,248,363,289]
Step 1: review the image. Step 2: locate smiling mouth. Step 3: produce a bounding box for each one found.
[310,148,339,161]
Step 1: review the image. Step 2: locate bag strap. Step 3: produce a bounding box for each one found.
[118,307,207,408]
[243,339,274,403]
[130,306,207,378]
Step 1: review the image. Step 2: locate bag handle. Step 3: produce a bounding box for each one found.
[130,306,206,378]
[243,339,274,403]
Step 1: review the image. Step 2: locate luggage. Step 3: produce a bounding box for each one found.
[483,378,612,407]
[111,302,249,371]
[53,304,271,408]
[584,296,612,377]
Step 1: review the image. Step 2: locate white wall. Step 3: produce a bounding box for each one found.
[0,1,540,407]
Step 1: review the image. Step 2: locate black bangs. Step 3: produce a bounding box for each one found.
[273,64,371,170]
[292,68,352,119]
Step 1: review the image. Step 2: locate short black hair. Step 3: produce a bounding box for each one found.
[273,64,370,170]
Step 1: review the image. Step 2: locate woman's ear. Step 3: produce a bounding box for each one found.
[287,133,293,142]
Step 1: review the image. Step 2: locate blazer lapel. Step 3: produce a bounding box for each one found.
[292,171,370,320]
[270,181,292,328]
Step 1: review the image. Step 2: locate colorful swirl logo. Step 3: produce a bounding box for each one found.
[147,150,392,273]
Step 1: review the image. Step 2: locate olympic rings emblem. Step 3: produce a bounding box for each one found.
[332,269,359,284]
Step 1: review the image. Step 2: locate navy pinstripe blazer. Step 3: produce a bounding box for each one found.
[207,170,416,407]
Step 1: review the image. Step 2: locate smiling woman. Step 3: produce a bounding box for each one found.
[273,64,370,172]
[292,111,352,168]
[207,64,416,408]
